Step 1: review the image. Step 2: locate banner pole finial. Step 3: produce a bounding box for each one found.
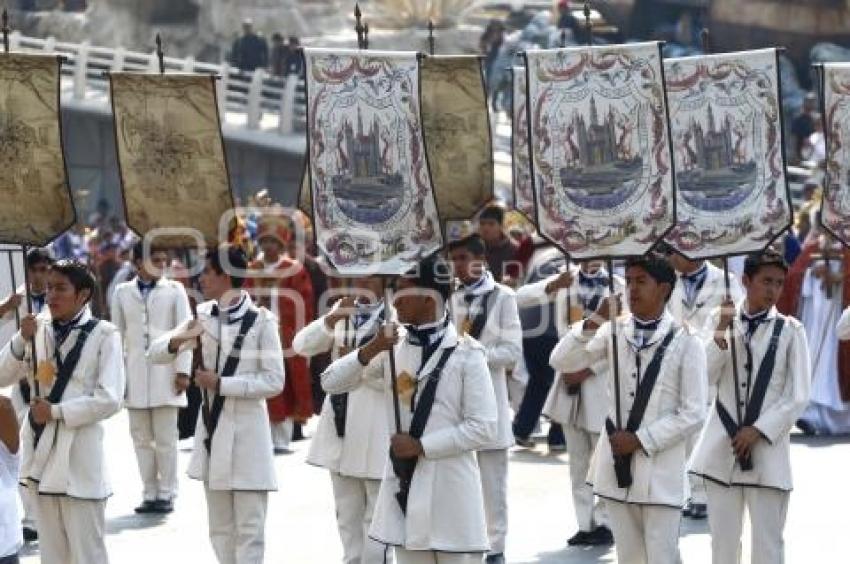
[155,33,165,74]
[428,20,435,56]
[355,4,364,49]
[2,9,10,54]
[583,2,593,47]
[700,28,710,54]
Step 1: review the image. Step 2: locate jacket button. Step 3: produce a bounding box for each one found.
[629,392,635,397]
[631,373,637,379]
[741,382,747,388]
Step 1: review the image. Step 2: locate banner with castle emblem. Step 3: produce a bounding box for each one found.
[524,42,675,259]
[109,73,233,248]
[512,66,535,221]
[304,48,443,275]
[0,54,76,246]
[820,63,850,247]
[664,49,791,258]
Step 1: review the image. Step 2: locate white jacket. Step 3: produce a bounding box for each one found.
[450,275,522,450]
[111,277,193,409]
[0,307,125,500]
[321,321,497,552]
[837,306,850,340]
[521,267,624,434]
[149,293,284,491]
[690,305,811,491]
[668,262,744,341]
[550,312,707,508]
[294,304,390,480]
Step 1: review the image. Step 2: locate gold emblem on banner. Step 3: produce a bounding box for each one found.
[35,360,56,388]
[396,370,416,403]
[461,318,473,336]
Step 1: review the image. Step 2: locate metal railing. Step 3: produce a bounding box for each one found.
[7,31,306,135]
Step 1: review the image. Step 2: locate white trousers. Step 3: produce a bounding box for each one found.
[606,501,681,564]
[705,481,789,564]
[36,495,108,564]
[330,472,390,564]
[564,425,606,531]
[19,482,36,529]
[394,548,483,563]
[685,431,707,505]
[128,406,180,501]
[477,449,508,555]
[271,418,293,450]
[205,488,268,564]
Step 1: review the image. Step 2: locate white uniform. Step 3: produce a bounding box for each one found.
[450,272,522,556]
[668,261,743,507]
[293,303,392,564]
[111,277,193,503]
[524,267,622,535]
[550,312,707,564]
[0,307,125,564]
[149,293,284,564]
[838,306,850,340]
[321,320,498,558]
[690,305,811,564]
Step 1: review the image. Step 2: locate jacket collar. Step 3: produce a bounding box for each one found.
[624,310,675,350]
[461,271,496,298]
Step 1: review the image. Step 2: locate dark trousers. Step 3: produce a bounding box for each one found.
[0,554,20,563]
[513,335,564,445]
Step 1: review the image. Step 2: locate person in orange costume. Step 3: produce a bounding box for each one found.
[247,214,315,452]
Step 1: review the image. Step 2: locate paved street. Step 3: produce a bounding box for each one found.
[12,408,849,563]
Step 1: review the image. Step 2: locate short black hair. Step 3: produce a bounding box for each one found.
[625,254,677,301]
[401,255,452,302]
[206,244,248,288]
[131,241,168,263]
[447,234,487,257]
[478,204,505,225]
[26,248,53,269]
[51,260,96,302]
[743,250,788,278]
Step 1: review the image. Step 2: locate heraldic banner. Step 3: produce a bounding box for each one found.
[821,63,850,246]
[665,49,792,258]
[420,55,493,221]
[109,73,233,248]
[512,66,535,221]
[0,54,75,246]
[304,48,443,275]
[524,42,675,259]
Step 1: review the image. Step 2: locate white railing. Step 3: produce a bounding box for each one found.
[7,31,306,135]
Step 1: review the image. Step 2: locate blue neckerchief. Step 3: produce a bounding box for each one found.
[211,294,247,325]
[137,277,157,298]
[577,269,608,314]
[632,316,662,350]
[52,308,86,349]
[352,301,385,347]
[741,309,769,342]
[406,314,449,372]
[31,293,46,315]
[680,263,708,309]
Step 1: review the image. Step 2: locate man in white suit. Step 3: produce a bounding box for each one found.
[664,245,743,519]
[149,244,284,564]
[293,275,393,564]
[0,260,126,564]
[550,254,707,564]
[690,250,811,564]
[111,242,193,514]
[448,234,522,564]
[321,256,498,563]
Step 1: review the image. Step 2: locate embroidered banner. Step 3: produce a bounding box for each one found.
[821,63,850,247]
[525,42,674,259]
[665,49,791,258]
[109,73,233,248]
[304,49,443,275]
[420,55,493,221]
[512,66,535,221]
[0,54,76,246]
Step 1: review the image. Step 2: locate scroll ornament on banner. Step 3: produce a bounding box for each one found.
[821,63,850,246]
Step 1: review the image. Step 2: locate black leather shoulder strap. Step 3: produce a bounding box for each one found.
[468,288,497,340]
[625,326,679,433]
[743,317,786,426]
[409,346,457,439]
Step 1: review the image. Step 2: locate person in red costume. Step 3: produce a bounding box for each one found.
[247,213,315,453]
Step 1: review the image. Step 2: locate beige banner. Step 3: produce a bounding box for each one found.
[420,55,493,220]
[300,56,493,224]
[0,54,75,246]
[110,73,233,248]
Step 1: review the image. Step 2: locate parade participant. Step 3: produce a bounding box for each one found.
[246,215,314,453]
[0,395,21,564]
[477,204,520,283]
[664,246,744,519]
[448,234,521,563]
[0,260,125,564]
[321,256,497,563]
[293,275,392,564]
[690,250,811,564]
[111,242,193,514]
[550,255,706,564]
[0,248,52,542]
[518,259,619,546]
[149,244,284,564]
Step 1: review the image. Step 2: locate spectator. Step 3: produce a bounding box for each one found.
[230,19,269,73]
[269,33,290,77]
[792,92,819,162]
[0,396,21,564]
[285,36,303,76]
[478,203,520,283]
